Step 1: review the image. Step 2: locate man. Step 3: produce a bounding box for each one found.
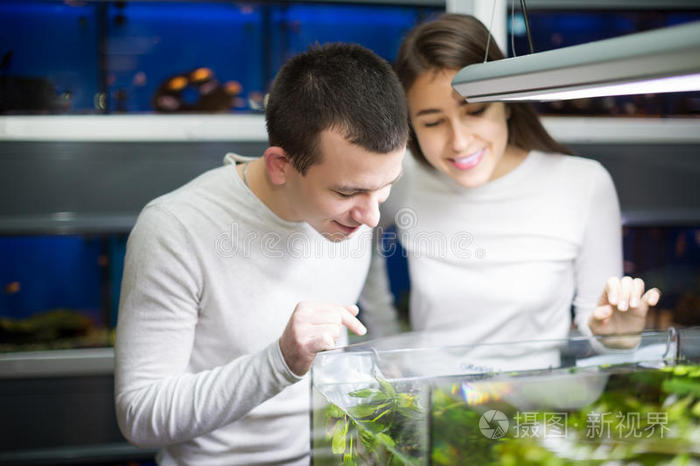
[114,43,407,465]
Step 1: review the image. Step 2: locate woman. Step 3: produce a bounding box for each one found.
[360,14,659,347]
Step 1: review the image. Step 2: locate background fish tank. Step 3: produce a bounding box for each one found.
[1,1,699,465]
[506,6,700,117]
[0,3,698,354]
[0,0,442,114]
[311,327,700,465]
[0,234,126,353]
[0,0,442,355]
[2,2,700,116]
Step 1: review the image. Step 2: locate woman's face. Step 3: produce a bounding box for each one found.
[408,68,523,188]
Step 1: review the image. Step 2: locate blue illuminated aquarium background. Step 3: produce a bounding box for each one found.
[0,1,441,114]
[0,234,127,350]
[2,2,699,115]
[507,9,700,116]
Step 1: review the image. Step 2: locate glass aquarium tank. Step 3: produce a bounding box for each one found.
[0,234,127,352]
[0,0,442,114]
[310,327,700,465]
[506,8,700,117]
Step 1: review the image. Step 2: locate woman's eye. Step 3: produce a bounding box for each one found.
[466,106,486,116]
[423,119,443,128]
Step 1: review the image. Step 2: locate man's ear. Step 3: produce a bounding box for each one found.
[263,146,291,185]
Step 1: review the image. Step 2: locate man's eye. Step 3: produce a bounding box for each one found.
[335,191,354,198]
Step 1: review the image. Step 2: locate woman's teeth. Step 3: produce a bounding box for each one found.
[451,149,484,170]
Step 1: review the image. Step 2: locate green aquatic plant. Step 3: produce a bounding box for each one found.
[429,364,700,465]
[319,376,426,465]
[314,363,700,464]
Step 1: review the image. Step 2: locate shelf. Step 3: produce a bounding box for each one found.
[1,115,699,143]
[0,443,156,465]
[0,114,269,142]
[541,116,700,144]
[0,347,114,379]
[622,209,700,227]
[0,213,137,235]
[1,208,696,236]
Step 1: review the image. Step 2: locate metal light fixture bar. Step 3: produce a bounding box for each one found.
[452,20,700,102]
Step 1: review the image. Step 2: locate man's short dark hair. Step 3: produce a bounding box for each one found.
[266,43,409,175]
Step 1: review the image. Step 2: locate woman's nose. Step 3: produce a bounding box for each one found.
[451,121,472,153]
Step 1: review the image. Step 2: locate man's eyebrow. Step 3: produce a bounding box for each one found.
[332,170,403,193]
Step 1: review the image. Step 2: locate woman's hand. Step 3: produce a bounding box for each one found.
[588,276,661,347]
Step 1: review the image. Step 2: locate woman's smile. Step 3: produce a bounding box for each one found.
[449,148,486,170]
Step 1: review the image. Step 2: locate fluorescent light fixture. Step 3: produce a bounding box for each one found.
[452,20,700,102]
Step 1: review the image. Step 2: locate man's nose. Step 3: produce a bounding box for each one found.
[350,194,380,229]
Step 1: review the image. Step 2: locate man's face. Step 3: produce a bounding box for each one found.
[285,128,405,242]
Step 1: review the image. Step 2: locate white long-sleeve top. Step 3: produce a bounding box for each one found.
[115,154,372,465]
[361,150,622,345]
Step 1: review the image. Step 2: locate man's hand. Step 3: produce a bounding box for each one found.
[279,302,367,376]
[588,276,661,347]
